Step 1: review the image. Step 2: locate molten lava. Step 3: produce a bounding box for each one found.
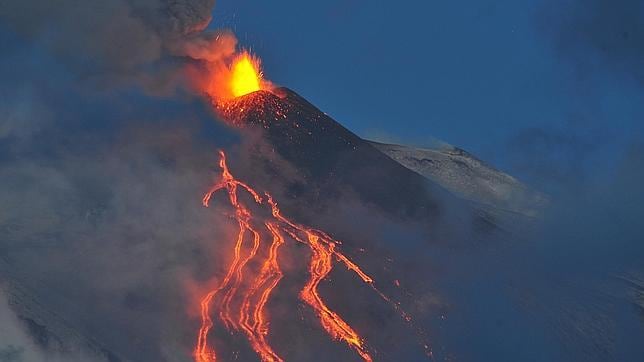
[201,49,267,102]
[193,151,428,362]
[230,52,263,97]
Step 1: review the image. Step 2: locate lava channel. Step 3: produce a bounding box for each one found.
[194,150,423,362]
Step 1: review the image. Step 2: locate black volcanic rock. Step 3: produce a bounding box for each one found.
[219,87,477,226]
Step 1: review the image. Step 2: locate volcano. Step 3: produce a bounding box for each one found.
[4,2,644,361]
[215,87,495,232]
[0,85,530,362]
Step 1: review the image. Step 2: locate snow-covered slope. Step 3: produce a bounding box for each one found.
[368,140,548,218]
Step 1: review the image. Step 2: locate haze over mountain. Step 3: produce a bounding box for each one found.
[2,0,644,360]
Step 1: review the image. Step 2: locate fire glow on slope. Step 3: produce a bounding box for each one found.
[194,151,429,362]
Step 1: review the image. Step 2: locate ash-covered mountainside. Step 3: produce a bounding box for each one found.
[219,87,486,228]
[369,141,548,217]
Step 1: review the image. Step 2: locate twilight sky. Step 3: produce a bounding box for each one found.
[211,0,644,182]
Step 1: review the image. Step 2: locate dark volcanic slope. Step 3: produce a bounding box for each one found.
[220,87,473,224]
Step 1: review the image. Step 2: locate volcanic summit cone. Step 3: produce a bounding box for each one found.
[216,87,488,232]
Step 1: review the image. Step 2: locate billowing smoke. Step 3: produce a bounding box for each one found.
[0,0,215,68]
[0,0,245,360]
[0,0,239,96]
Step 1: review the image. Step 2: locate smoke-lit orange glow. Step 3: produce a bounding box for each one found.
[230,52,262,97]
[194,150,427,361]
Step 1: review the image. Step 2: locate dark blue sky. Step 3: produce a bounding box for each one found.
[211,0,644,176]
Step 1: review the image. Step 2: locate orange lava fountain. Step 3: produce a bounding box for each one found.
[203,50,267,102]
[230,52,263,97]
[195,151,424,362]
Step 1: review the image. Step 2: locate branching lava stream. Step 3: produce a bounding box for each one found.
[193,150,429,361]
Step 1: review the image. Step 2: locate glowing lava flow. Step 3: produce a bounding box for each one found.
[195,150,417,362]
[195,151,263,362]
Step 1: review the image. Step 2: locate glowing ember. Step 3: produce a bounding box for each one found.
[194,150,429,362]
[230,52,263,97]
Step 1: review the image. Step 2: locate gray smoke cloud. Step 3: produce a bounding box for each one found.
[0,0,237,97]
[0,104,236,360]
[0,0,215,68]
